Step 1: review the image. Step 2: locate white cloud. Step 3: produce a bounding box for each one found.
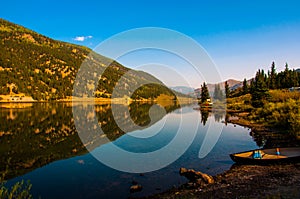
[74,35,93,42]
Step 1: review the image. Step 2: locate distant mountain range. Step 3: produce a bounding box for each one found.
[227,79,254,91]
[172,80,241,94]
[170,86,195,96]
[172,79,243,97]
[207,79,241,91]
[0,18,176,101]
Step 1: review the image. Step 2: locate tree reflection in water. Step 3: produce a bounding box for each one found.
[200,109,209,126]
[0,101,180,181]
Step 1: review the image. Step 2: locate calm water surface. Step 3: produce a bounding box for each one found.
[0,102,258,198]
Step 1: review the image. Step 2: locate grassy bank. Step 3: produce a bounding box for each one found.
[226,90,300,140]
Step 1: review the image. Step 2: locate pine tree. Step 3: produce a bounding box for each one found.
[274,63,300,89]
[290,70,296,87]
[242,78,248,94]
[269,61,276,89]
[283,63,291,88]
[249,79,255,94]
[251,70,269,108]
[201,82,210,103]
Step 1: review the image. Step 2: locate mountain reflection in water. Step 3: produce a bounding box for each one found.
[0,101,179,180]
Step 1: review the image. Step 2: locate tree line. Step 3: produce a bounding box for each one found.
[241,62,299,107]
[199,62,300,107]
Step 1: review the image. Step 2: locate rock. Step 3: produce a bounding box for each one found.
[180,167,188,174]
[130,184,142,193]
[179,167,214,184]
[196,171,214,184]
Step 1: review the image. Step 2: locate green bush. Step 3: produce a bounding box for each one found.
[227,94,253,111]
[252,99,300,136]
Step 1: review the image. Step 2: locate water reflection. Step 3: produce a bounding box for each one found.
[199,108,226,126]
[224,111,300,149]
[0,101,179,180]
[200,109,209,125]
[213,109,226,123]
[199,108,299,149]
[2,105,259,199]
[0,103,84,180]
[250,130,299,148]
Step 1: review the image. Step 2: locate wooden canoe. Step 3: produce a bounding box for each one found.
[230,147,300,165]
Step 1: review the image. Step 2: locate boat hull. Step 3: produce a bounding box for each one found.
[230,147,300,165]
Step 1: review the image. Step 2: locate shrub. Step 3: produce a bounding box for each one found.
[227,94,253,111]
[252,99,300,136]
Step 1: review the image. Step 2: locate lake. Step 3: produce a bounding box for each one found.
[0,102,258,198]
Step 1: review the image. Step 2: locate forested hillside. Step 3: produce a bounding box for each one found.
[0,18,175,100]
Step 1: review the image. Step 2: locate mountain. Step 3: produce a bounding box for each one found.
[195,79,241,94]
[224,79,242,88]
[0,18,175,101]
[170,86,195,96]
[194,79,246,98]
[207,79,241,92]
[227,79,254,91]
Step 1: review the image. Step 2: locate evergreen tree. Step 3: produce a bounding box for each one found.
[282,63,293,88]
[242,78,248,94]
[201,82,210,103]
[225,81,230,98]
[251,70,269,108]
[274,63,299,89]
[290,69,298,87]
[249,79,255,94]
[269,61,276,89]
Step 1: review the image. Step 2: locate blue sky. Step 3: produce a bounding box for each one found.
[1,0,300,87]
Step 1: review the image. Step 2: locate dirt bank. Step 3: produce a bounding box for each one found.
[143,163,300,199]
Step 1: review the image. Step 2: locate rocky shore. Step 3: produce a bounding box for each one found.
[143,163,300,199]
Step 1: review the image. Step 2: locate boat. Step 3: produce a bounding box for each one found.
[230,147,300,165]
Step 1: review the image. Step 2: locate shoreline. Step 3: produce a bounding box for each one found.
[141,114,300,199]
[0,96,196,103]
[142,163,300,199]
